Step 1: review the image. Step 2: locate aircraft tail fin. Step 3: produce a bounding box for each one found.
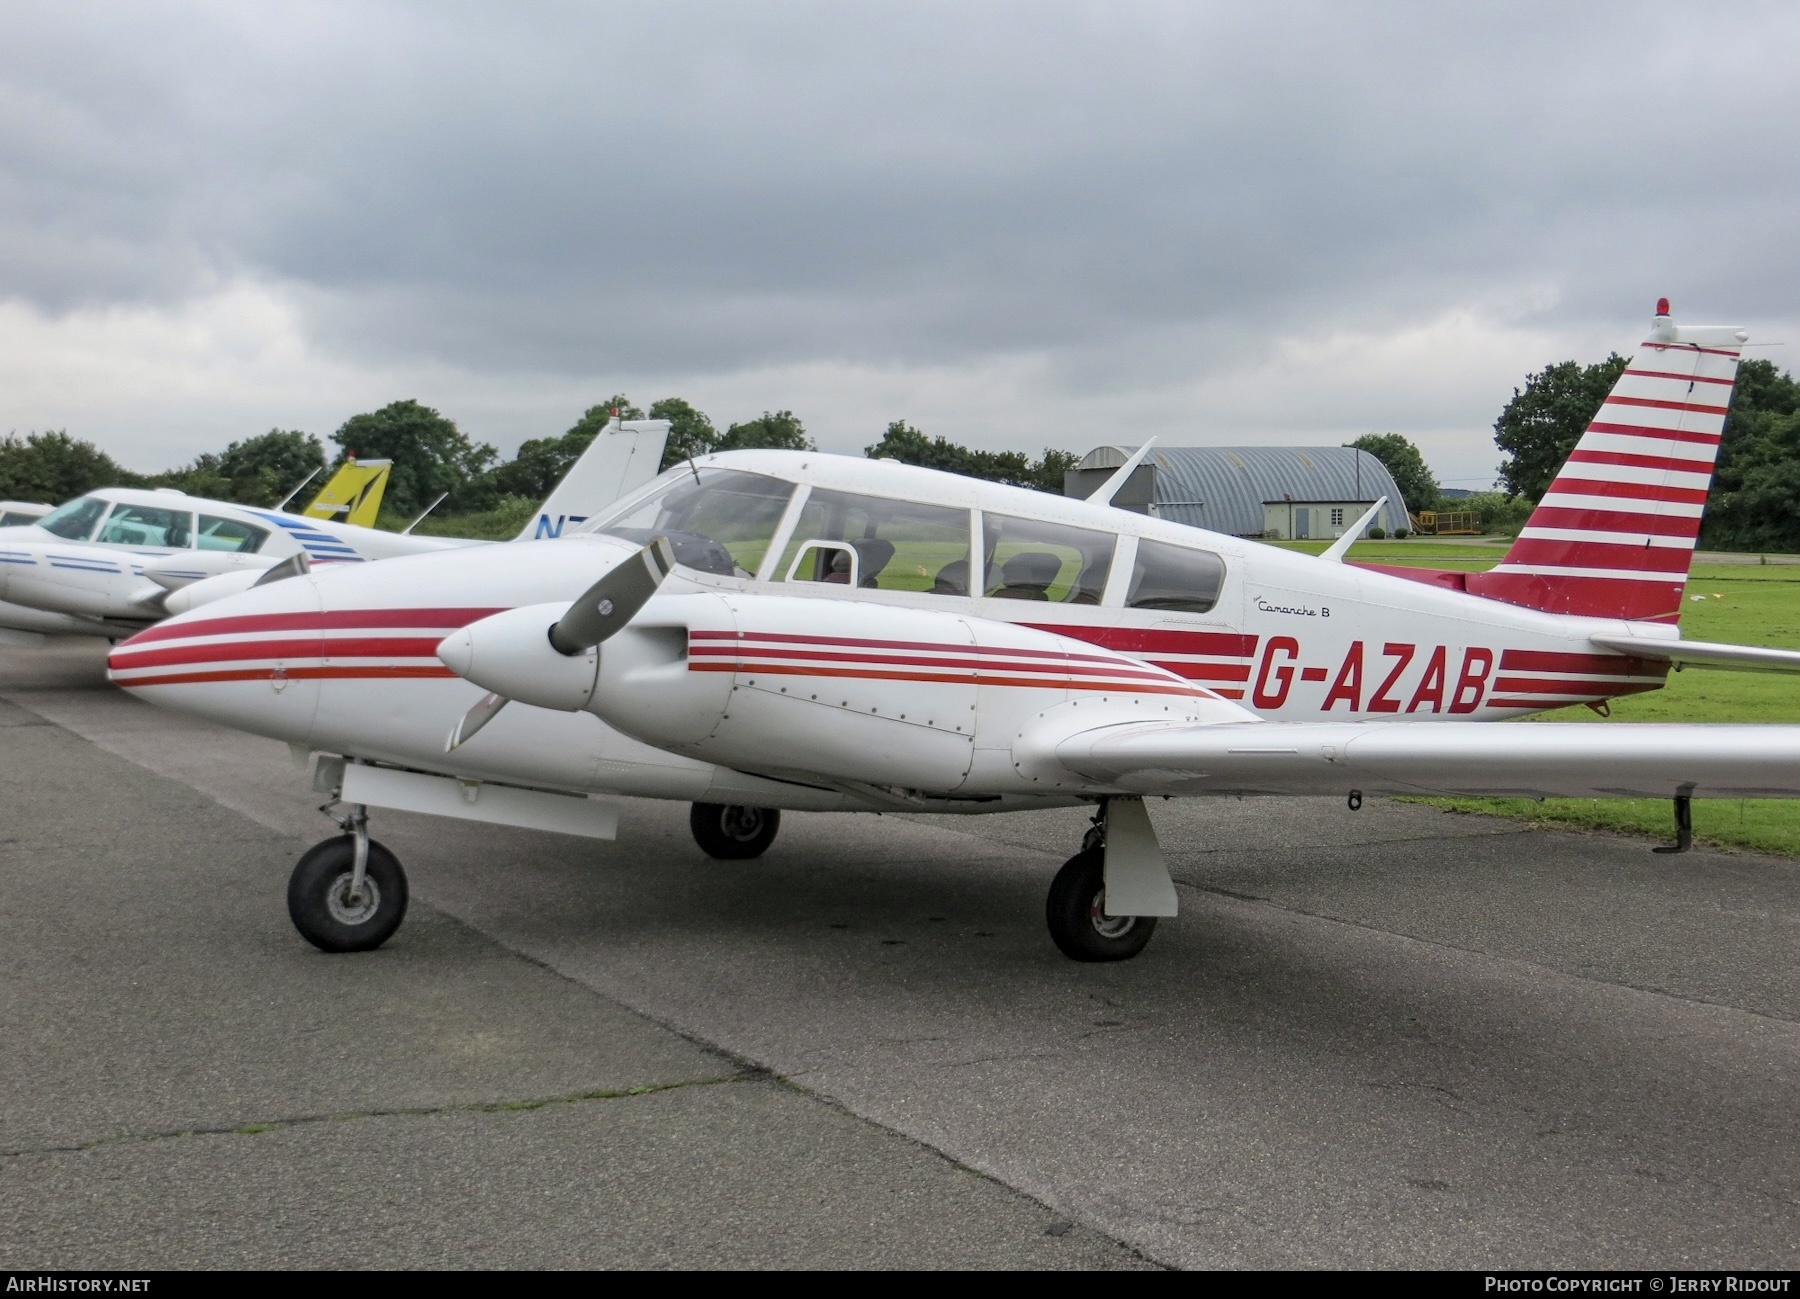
[1466,301,1748,624]
[302,458,392,528]
[518,419,671,541]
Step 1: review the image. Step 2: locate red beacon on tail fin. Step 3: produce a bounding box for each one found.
[1463,300,1749,624]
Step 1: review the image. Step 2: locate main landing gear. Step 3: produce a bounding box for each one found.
[288,802,409,953]
[689,803,782,859]
[1043,801,1173,962]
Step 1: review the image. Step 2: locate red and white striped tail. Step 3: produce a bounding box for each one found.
[1467,300,1747,624]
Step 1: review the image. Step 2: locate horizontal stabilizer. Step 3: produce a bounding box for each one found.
[1590,635,1800,674]
[1037,719,1800,800]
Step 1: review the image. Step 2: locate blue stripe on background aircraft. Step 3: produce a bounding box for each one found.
[107,306,1800,963]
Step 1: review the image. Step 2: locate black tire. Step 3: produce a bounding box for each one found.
[286,835,408,953]
[1045,847,1157,962]
[689,803,781,859]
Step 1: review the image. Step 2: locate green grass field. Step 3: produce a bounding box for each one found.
[1303,554,1800,855]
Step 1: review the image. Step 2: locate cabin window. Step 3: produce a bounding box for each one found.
[981,514,1114,604]
[592,468,795,577]
[96,504,192,548]
[35,496,109,541]
[776,490,973,594]
[196,515,270,554]
[1125,538,1226,613]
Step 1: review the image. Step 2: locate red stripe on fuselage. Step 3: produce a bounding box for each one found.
[121,607,506,647]
[114,665,458,687]
[1023,623,1258,658]
[689,629,1130,667]
[1497,649,1668,677]
[110,636,446,670]
[691,643,1172,683]
[1492,675,1666,697]
[692,660,1210,697]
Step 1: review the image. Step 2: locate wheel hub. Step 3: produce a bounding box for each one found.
[720,806,765,841]
[326,871,382,926]
[1088,889,1136,939]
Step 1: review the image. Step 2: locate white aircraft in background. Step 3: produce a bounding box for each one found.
[111,304,1800,963]
[0,417,669,644]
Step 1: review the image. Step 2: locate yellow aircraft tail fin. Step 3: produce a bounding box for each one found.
[301,459,393,529]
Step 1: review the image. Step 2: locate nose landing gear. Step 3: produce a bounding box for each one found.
[689,803,782,859]
[288,802,409,952]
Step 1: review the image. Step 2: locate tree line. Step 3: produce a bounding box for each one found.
[3,355,1795,549]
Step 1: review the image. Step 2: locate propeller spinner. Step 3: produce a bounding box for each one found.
[445,537,676,750]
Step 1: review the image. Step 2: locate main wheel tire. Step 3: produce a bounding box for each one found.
[287,834,408,953]
[1045,847,1156,962]
[689,803,781,859]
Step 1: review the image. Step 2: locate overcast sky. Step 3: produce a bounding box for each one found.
[2,1,1794,488]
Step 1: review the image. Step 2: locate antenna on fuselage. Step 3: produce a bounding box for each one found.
[1085,438,1158,508]
[275,466,322,512]
[1318,496,1388,563]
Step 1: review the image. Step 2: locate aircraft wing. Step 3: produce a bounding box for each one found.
[1589,634,1800,674]
[1032,719,1800,800]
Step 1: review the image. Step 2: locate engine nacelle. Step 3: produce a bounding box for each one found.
[436,603,600,711]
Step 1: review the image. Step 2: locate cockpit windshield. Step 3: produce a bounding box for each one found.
[586,468,796,577]
[36,495,109,541]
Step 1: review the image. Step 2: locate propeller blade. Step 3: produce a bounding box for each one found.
[548,536,677,656]
[446,692,509,751]
[253,552,311,587]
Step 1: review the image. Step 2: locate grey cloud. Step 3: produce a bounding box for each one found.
[1,1,1795,386]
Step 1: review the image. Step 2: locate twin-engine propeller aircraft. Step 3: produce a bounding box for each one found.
[0,417,668,643]
[111,304,1800,962]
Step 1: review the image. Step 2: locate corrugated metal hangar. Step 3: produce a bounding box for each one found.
[1064,445,1408,540]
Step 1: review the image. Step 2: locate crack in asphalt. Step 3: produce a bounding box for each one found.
[0,1072,758,1160]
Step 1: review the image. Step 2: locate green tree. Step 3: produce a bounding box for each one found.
[494,396,642,500]
[1701,360,1800,553]
[864,420,1074,494]
[331,400,497,516]
[651,397,719,468]
[717,410,815,454]
[0,431,146,503]
[1346,433,1439,513]
[1494,353,1630,500]
[156,429,326,506]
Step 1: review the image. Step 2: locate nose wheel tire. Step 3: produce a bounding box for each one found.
[1045,846,1156,962]
[689,803,781,859]
[287,834,409,953]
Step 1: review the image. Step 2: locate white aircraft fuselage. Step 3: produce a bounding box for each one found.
[107,449,1703,813]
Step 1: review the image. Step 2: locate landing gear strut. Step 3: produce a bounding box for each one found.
[1044,805,1165,962]
[288,802,409,952]
[689,803,781,859]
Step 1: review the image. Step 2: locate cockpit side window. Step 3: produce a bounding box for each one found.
[1126,538,1227,613]
[36,496,110,541]
[196,515,270,554]
[982,514,1115,604]
[775,490,973,594]
[592,468,795,577]
[96,504,193,548]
